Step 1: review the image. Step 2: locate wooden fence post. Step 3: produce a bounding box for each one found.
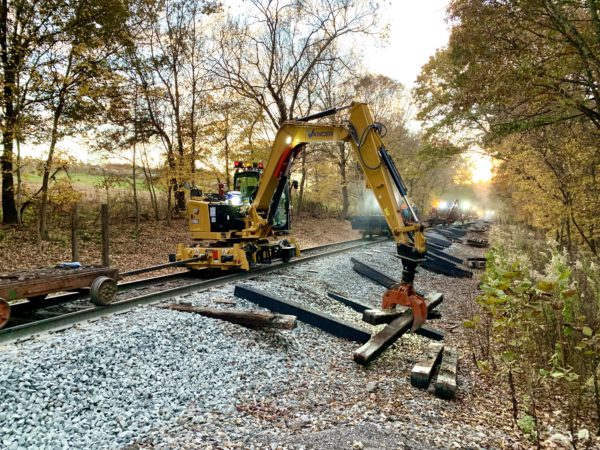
[101,204,109,267]
[71,204,79,262]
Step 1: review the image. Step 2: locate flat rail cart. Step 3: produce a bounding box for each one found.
[0,266,119,329]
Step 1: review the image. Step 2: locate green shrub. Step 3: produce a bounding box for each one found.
[466,225,600,438]
[517,414,537,441]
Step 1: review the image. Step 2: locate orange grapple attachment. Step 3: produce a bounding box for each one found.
[381,283,427,332]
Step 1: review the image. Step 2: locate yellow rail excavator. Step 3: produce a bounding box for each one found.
[175,102,429,329]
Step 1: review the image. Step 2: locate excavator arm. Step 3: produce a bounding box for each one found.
[246,102,428,330]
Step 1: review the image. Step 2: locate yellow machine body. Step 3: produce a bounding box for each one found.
[176,102,425,272]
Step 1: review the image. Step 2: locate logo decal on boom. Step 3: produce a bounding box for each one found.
[308,129,333,138]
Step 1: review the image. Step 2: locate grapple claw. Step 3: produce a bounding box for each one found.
[381,283,427,331]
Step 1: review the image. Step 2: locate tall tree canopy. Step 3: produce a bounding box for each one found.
[416,0,600,137]
[211,0,380,129]
[414,0,600,254]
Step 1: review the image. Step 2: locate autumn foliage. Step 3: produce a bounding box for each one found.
[414,0,600,441]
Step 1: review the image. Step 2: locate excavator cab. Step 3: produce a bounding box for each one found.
[232,163,291,231]
[232,162,260,203]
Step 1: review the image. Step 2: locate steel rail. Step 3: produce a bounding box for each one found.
[0,237,387,345]
[9,237,377,314]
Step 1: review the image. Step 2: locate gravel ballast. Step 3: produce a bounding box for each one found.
[0,239,528,449]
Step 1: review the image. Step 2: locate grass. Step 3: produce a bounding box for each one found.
[22,171,145,190]
[24,171,100,184]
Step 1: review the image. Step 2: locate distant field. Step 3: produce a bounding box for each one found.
[23,172,143,190]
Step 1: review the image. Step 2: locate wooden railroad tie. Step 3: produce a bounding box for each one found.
[234,284,371,343]
[156,303,297,330]
[426,246,464,265]
[424,234,452,248]
[350,257,397,289]
[434,347,458,399]
[327,291,444,341]
[411,342,444,388]
[326,291,372,313]
[410,344,459,399]
[466,257,487,269]
[353,292,443,366]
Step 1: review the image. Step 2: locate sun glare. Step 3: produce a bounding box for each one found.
[467,151,493,183]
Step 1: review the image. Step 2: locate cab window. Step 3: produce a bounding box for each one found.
[234,172,260,202]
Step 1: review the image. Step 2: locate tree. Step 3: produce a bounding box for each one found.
[416,0,600,138]
[31,0,136,239]
[211,0,380,129]
[128,0,219,214]
[0,0,56,224]
[353,74,460,215]
[199,95,269,190]
[93,81,158,228]
[493,123,600,254]
[354,74,411,127]
[414,0,600,254]
[311,51,358,218]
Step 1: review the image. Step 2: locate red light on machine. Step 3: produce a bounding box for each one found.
[234,161,242,167]
[258,162,264,169]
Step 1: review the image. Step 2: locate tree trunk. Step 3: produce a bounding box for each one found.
[224,111,230,190]
[174,182,185,213]
[338,143,349,219]
[1,130,17,224]
[141,150,159,221]
[0,0,17,224]
[102,169,110,205]
[15,137,22,224]
[38,163,51,241]
[298,149,307,216]
[166,184,173,226]
[170,150,185,213]
[39,100,65,240]
[132,144,140,229]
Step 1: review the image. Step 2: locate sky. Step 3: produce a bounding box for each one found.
[362,1,493,184]
[364,1,451,89]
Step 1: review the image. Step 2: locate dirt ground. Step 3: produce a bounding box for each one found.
[0,216,360,274]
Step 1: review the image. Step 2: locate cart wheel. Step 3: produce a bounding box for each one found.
[28,294,48,302]
[0,297,10,329]
[90,276,117,306]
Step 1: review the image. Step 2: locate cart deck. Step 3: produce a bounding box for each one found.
[0,266,120,328]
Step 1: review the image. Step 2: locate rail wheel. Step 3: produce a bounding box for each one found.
[90,276,117,306]
[0,297,10,329]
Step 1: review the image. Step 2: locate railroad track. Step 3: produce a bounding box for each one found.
[0,237,387,345]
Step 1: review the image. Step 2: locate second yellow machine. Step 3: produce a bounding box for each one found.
[175,102,430,328]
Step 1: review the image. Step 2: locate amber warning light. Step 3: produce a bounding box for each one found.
[234,160,263,169]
